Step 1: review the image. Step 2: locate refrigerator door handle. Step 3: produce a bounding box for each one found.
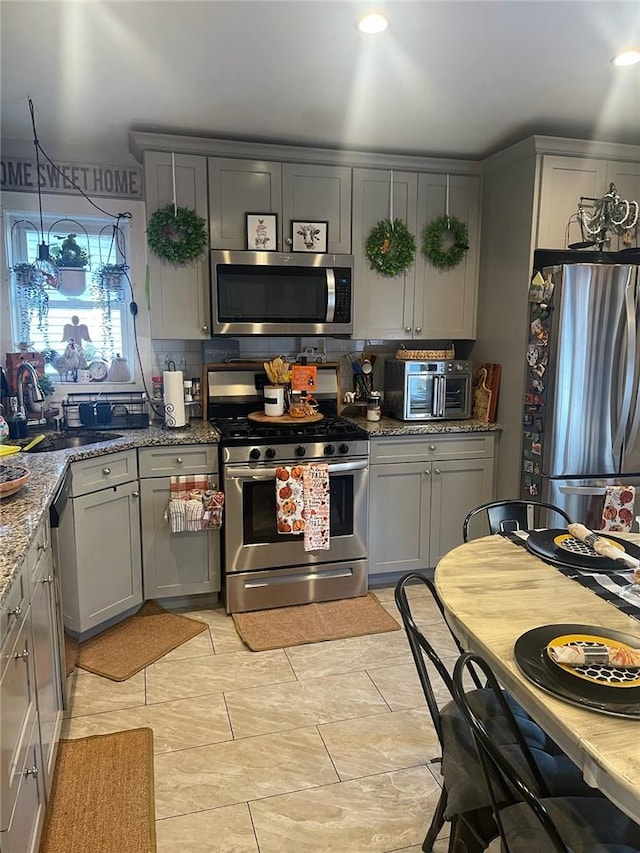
[625,272,640,446]
[612,282,637,461]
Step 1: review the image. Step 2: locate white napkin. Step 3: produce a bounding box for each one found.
[567,523,639,568]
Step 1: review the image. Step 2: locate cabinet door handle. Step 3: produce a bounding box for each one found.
[414,327,422,334]
[202,325,209,333]
[23,765,38,778]
[102,467,111,475]
[41,575,53,584]
[37,541,47,552]
[404,326,412,333]
[176,457,184,465]
[13,649,29,660]
[424,469,431,475]
[132,490,139,498]
[429,444,436,452]
[434,468,441,476]
[7,606,21,617]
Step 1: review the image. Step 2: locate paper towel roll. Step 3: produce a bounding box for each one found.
[163,370,186,428]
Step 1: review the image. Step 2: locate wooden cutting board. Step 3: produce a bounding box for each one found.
[248,411,323,424]
[473,363,501,423]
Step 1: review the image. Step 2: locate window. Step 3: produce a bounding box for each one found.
[7,213,133,381]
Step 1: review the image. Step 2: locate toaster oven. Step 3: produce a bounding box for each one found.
[384,359,473,421]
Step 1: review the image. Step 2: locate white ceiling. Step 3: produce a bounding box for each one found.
[1,0,640,166]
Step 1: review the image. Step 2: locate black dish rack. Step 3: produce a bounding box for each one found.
[62,391,150,430]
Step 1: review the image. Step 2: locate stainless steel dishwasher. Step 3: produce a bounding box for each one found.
[49,470,73,702]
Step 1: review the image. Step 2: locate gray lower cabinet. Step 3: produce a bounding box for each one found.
[61,451,142,637]
[368,434,496,576]
[138,446,221,599]
[1,571,40,852]
[28,521,64,800]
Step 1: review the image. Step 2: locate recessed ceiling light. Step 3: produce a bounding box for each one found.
[358,13,388,34]
[611,48,640,67]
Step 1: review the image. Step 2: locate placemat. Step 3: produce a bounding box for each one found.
[501,531,640,623]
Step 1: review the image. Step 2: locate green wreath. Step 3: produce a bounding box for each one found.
[422,216,469,271]
[365,218,416,277]
[147,204,208,265]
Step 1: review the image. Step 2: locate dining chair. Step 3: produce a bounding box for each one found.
[452,651,640,852]
[462,499,572,542]
[394,573,605,853]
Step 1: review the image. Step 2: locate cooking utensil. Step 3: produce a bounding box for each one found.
[21,433,46,452]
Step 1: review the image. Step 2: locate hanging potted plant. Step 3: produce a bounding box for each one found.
[11,262,50,344]
[92,262,127,302]
[49,232,90,296]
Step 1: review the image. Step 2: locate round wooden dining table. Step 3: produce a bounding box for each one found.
[435,532,640,824]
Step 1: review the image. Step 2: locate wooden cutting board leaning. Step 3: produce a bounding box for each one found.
[473,363,501,423]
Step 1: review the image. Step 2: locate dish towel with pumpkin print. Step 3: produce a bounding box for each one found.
[275,466,306,534]
[600,485,636,533]
[167,474,225,533]
[275,464,330,550]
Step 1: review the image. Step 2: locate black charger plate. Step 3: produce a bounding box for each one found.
[526,529,640,573]
[514,623,640,718]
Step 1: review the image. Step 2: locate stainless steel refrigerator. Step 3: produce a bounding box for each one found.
[521,249,640,527]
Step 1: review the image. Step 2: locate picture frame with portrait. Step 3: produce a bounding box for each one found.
[291,220,328,253]
[246,213,278,251]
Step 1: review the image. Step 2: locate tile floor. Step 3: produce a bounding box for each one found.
[62,585,461,852]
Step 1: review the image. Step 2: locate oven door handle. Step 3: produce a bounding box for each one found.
[225,459,369,480]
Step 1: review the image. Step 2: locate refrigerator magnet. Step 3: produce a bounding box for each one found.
[526,346,539,366]
[532,442,542,455]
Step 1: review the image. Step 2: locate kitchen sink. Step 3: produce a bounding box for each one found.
[20,432,123,453]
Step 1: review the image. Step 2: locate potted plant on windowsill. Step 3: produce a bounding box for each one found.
[50,233,90,296]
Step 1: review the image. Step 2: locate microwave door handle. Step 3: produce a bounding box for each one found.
[325,269,335,322]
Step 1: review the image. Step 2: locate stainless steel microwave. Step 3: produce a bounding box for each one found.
[210,250,354,336]
[384,359,473,421]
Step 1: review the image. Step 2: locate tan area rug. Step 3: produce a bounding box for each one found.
[233,593,400,651]
[39,728,156,853]
[77,600,207,681]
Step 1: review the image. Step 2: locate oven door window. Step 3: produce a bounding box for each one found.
[242,475,354,544]
[444,376,470,416]
[405,374,436,417]
[217,265,329,322]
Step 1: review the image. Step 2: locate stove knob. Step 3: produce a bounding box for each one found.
[324,444,335,456]
[265,447,276,459]
[338,443,349,455]
[249,448,261,461]
[295,446,306,457]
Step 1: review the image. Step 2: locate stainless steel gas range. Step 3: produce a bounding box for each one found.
[207,364,370,613]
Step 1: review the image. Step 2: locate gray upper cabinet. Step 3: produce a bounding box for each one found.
[352,169,480,341]
[208,157,352,253]
[144,151,210,338]
[413,173,481,340]
[352,168,418,340]
[281,163,352,254]
[536,156,609,249]
[208,158,282,249]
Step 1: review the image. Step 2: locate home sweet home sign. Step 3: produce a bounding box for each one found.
[1,157,143,200]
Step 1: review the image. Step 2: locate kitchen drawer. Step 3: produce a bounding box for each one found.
[25,518,51,596]
[1,566,29,664]
[2,713,43,853]
[1,614,36,832]
[370,433,496,465]
[138,444,218,477]
[69,449,138,497]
